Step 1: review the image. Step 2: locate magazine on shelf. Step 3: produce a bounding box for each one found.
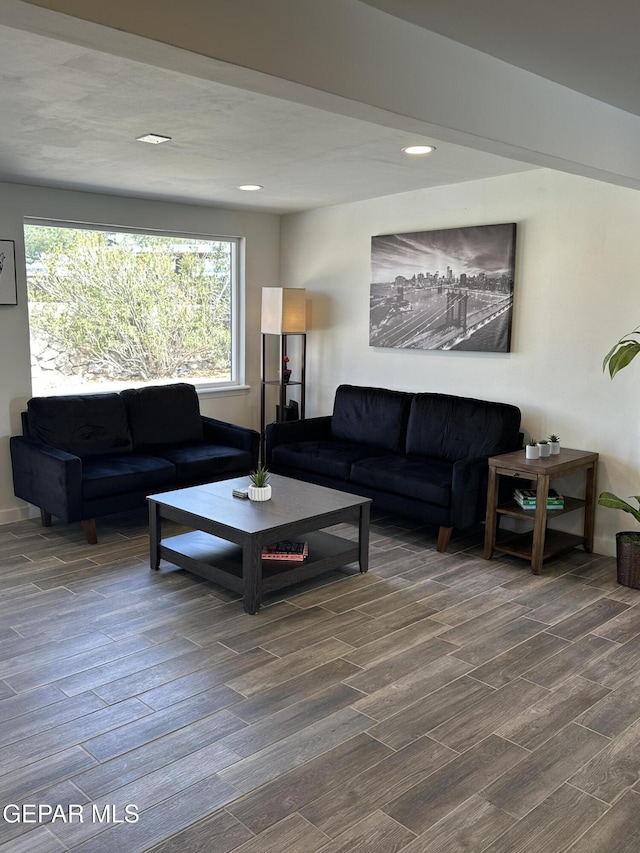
[262,541,309,561]
[514,488,564,501]
[515,497,564,511]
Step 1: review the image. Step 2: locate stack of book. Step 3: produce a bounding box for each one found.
[261,541,309,561]
[514,488,564,510]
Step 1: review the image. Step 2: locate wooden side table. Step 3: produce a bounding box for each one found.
[483,447,599,575]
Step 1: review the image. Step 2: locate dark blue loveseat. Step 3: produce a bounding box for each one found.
[266,384,521,552]
[10,382,259,543]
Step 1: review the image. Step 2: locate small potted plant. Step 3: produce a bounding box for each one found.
[248,465,271,501]
[537,439,551,457]
[548,433,561,455]
[281,355,292,384]
[526,439,539,459]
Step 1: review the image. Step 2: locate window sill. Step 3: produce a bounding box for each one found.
[196,383,251,399]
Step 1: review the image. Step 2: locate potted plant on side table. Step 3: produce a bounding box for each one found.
[598,325,640,587]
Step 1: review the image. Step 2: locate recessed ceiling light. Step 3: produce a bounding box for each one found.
[402,145,436,155]
[237,184,263,192]
[136,134,172,144]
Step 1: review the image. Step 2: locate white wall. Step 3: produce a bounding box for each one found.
[280,168,640,556]
[0,181,280,522]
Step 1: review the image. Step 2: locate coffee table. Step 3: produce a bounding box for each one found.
[148,474,371,613]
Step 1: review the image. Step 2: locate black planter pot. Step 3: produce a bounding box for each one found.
[616,531,640,588]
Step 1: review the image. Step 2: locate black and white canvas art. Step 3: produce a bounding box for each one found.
[0,240,17,305]
[370,223,516,352]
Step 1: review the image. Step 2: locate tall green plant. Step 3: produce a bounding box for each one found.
[598,325,640,526]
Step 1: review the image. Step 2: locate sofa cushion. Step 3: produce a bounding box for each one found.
[350,455,453,507]
[147,443,253,482]
[331,385,412,452]
[120,383,203,448]
[271,440,389,481]
[27,393,132,458]
[406,394,522,463]
[81,453,175,500]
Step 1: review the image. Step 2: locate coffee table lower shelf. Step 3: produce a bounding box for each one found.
[493,529,585,562]
[159,529,360,595]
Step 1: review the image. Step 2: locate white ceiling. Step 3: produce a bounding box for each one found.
[0,1,637,214]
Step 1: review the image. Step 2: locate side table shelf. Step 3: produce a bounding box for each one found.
[483,447,599,575]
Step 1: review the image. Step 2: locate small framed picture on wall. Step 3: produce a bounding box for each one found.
[0,239,17,305]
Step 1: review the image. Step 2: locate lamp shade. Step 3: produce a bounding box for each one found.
[261,287,307,334]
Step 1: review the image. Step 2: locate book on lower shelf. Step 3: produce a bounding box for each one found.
[262,541,309,561]
[514,487,564,510]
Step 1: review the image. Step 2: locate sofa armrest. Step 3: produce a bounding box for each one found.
[201,416,259,466]
[450,455,490,529]
[265,416,333,466]
[10,436,83,522]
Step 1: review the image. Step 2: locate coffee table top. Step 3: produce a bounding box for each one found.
[148,473,370,535]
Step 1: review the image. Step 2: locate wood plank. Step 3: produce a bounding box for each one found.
[315,810,415,853]
[469,631,570,688]
[451,617,547,666]
[220,682,363,757]
[73,715,242,801]
[428,677,550,752]
[145,810,253,853]
[496,676,610,750]
[575,669,640,737]
[482,723,611,818]
[563,790,640,853]
[383,735,528,835]
[219,707,373,792]
[0,697,150,776]
[344,636,459,697]
[227,733,392,834]
[53,637,201,697]
[394,794,514,853]
[232,658,362,724]
[569,716,640,803]
[212,813,327,853]
[547,598,631,641]
[367,675,495,750]
[226,637,354,697]
[138,649,271,711]
[479,782,607,853]
[300,736,456,837]
[521,633,617,688]
[350,655,473,721]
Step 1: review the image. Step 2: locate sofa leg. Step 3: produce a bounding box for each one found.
[40,508,52,528]
[82,519,98,545]
[437,526,453,553]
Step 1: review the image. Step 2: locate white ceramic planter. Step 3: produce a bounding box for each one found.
[248,484,272,501]
[550,441,560,455]
[526,445,539,459]
[538,443,551,457]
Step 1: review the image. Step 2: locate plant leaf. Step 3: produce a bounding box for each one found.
[598,491,640,524]
[607,342,640,378]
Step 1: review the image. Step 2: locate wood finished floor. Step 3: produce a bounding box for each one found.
[0,510,639,852]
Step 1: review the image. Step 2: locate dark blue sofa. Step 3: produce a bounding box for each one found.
[10,382,259,543]
[266,384,522,552]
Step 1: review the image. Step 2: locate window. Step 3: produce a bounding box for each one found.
[24,222,240,396]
